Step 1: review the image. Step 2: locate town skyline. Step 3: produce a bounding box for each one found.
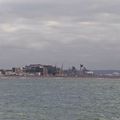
[0,63,120,78]
[0,63,120,71]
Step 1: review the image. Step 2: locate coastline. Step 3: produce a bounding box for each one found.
[1,75,120,80]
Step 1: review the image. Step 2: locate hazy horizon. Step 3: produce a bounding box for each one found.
[0,0,120,70]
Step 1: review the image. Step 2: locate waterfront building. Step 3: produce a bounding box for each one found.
[25,64,44,76]
[24,64,60,76]
[12,67,23,75]
[5,69,15,76]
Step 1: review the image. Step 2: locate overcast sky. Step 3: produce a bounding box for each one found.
[0,0,120,69]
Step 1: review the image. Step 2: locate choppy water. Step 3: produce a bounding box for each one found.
[0,77,120,120]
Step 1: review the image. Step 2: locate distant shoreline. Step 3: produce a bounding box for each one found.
[0,75,120,80]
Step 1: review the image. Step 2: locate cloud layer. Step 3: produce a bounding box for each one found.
[0,0,120,69]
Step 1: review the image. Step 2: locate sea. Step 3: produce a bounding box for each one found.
[0,77,120,120]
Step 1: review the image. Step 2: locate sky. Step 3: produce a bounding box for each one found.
[0,0,120,69]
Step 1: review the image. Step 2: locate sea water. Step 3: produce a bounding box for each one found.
[0,77,120,120]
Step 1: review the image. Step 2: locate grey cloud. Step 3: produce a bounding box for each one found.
[0,0,120,69]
